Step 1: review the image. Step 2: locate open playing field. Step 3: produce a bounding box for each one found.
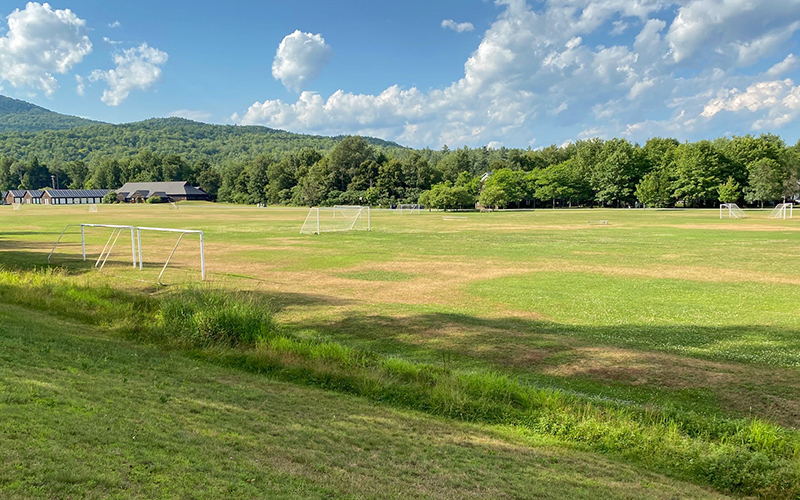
[1,203,800,498]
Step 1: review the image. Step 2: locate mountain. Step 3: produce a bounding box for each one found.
[0,97,407,164]
[0,95,104,133]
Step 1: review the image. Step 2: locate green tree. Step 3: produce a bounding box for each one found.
[716,177,741,204]
[672,141,726,207]
[636,170,673,208]
[745,158,784,207]
[479,183,508,209]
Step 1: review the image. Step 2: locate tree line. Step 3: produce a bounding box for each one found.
[1,133,798,209]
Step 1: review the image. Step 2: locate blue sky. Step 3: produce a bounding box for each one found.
[2,0,800,149]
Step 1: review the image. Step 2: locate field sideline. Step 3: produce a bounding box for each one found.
[1,203,799,497]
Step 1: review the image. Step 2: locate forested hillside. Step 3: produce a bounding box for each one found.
[0,95,101,132]
[0,117,404,164]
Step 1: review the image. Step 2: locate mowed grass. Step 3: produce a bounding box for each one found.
[2,204,800,423]
[0,298,730,499]
[1,203,800,496]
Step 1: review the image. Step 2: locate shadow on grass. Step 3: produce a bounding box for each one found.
[278,309,800,426]
[283,310,800,367]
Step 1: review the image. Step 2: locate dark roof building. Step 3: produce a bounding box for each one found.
[42,189,109,205]
[23,190,44,204]
[4,190,26,205]
[116,181,209,202]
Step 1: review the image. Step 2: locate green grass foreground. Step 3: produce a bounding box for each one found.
[0,269,797,498]
[0,275,731,500]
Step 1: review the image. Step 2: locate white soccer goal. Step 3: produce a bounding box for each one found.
[136,227,205,285]
[169,202,180,210]
[89,204,98,213]
[720,203,746,219]
[48,224,137,272]
[301,206,371,234]
[768,203,793,220]
[12,203,21,210]
[399,203,421,214]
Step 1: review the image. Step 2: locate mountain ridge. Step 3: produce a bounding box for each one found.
[0,96,407,164]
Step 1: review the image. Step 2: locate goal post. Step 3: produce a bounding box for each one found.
[301,206,370,234]
[48,223,137,270]
[768,203,793,220]
[136,226,205,285]
[399,203,421,214]
[720,203,746,219]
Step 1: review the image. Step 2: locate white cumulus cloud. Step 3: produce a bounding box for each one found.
[272,30,332,92]
[0,2,92,96]
[441,19,475,33]
[89,43,168,106]
[234,0,800,147]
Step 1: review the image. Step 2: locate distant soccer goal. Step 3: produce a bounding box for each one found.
[301,206,370,234]
[89,204,98,213]
[720,203,746,219]
[399,203,421,214]
[48,224,137,272]
[768,203,793,220]
[169,202,180,210]
[136,227,205,285]
[12,203,21,210]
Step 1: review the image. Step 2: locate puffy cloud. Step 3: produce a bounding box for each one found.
[666,0,800,65]
[272,31,332,92]
[441,19,475,33]
[89,43,168,106]
[0,2,92,96]
[767,54,800,78]
[108,20,121,28]
[701,79,800,129]
[235,0,800,147]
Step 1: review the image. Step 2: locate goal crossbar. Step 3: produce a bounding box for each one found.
[136,226,205,285]
[48,224,137,269]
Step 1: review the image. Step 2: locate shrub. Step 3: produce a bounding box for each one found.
[146,195,163,204]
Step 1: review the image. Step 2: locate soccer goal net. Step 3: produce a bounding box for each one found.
[89,204,98,213]
[399,203,421,214]
[768,203,794,220]
[12,203,21,210]
[720,203,746,219]
[301,206,371,234]
[136,227,205,285]
[48,224,138,272]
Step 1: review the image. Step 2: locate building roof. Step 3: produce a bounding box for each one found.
[116,181,207,198]
[27,190,44,198]
[44,189,110,198]
[8,190,25,197]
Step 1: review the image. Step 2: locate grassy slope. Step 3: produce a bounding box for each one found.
[0,302,726,499]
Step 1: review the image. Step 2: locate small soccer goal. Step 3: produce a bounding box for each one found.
[89,204,98,213]
[136,227,206,285]
[720,203,746,219]
[768,203,793,220]
[169,202,180,210]
[399,203,421,214]
[301,206,370,234]
[12,203,21,210]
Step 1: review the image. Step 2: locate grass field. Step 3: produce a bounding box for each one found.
[1,202,799,498]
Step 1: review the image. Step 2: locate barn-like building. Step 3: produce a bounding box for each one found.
[115,181,209,203]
